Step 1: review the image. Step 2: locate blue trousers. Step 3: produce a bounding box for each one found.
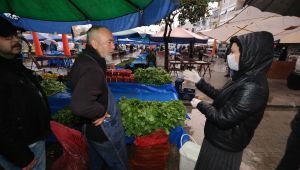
[88,140,127,170]
[0,140,46,170]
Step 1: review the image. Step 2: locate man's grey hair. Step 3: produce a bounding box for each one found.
[86,26,110,44]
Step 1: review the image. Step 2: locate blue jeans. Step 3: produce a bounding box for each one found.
[0,140,46,170]
[88,140,127,170]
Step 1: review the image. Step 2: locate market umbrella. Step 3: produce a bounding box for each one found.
[74,34,87,42]
[0,0,179,33]
[24,33,49,41]
[276,27,300,43]
[47,34,72,41]
[117,38,136,44]
[244,0,300,17]
[201,6,300,42]
[150,27,208,44]
[113,29,142,39]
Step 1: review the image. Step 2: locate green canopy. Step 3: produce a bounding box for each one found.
[0,0,179,33]
[0,0,151,21]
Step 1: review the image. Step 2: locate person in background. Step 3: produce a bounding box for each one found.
[198,47,204,61]
[0,17,51,170]
[276,109,300,170]
[183,31,274,170]
[279,46,288,61]
[70,26,128,170]
[147,48,156,67]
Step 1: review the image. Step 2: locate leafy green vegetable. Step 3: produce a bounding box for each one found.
[40,78,67,96]
[119,97,186,136]
[134,67,172,85]
[51,106,84,128]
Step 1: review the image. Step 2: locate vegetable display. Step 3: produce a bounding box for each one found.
[40,78,67,96]
[119,97,186,136]
[51,106,84,128]
[134,68,172,85]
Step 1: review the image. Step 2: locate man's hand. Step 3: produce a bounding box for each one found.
[22,158,37,170]
[182,70,202,83]
[190,98,202,108]
[93,112,111,126]
[195,95,204,100]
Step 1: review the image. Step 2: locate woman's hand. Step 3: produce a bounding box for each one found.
[182,70,202,83]
[190,98,202,108]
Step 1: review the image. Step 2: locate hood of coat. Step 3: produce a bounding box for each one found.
[231,31,274,80]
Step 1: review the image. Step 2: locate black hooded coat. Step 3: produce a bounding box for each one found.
[196,31,274,152]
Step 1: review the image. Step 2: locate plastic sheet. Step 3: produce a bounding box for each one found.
[131,53,148,65]
[169,126,190,149]
[108,82,178,102]
[47,90,72,115]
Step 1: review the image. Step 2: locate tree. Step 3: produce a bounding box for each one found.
[162,0,212,71]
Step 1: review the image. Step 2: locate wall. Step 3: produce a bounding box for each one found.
[267,61,296,79]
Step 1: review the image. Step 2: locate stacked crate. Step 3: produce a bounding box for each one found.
[106,69,135,83]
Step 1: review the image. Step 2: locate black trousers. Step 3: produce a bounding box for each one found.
[195,139,243,170]
[276,131,300,170]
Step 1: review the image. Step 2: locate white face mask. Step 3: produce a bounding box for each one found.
[227,53,239,71]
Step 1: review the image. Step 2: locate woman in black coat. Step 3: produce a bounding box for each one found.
[183,31,274,170]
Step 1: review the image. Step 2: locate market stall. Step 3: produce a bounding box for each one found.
[45,68,190,169]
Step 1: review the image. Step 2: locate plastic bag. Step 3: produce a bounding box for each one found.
[134,129,168,147]
[50,121,88,170]
[169,126,190,149]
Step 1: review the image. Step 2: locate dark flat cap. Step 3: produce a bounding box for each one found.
[0,17,23,37]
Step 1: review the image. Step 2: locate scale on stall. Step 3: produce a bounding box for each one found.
[175,78,195,101]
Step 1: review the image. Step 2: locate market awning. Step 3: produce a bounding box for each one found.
[0,0,179,33]
[150,27,208,44]
[24,33,49,41]
[200,6,300,43]
[244,0,300,17]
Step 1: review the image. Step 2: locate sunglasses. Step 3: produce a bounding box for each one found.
[2,30,22,40]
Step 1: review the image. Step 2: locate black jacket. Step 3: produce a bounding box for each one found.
[291,109,300,136]
[70,45,108,142]
[0,56,50,168]
[196,31,274,152]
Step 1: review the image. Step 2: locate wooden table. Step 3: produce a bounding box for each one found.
[169,60,211,78]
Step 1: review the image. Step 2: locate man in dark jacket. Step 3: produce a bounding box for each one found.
[276,109,300,170]
[183,31,274,170]
[70,26,128,170]
[0,17,51,169]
